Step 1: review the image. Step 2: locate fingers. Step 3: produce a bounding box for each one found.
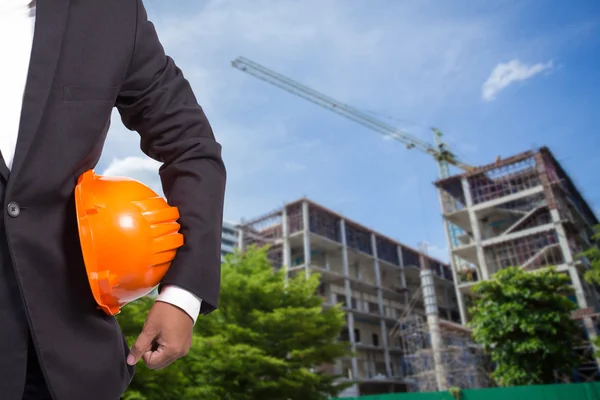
[142,341,189,370]
[143,346,178,370]
[142,350,153,364]
[127,327,157,366]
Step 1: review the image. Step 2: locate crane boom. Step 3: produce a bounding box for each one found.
[231,56,473,177]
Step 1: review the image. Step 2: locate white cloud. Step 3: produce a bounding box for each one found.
[101,156,164,197]
[481,59,553,101]
[102,156,159,177]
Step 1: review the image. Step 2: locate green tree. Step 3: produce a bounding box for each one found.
[581,225,600,288]
[580,224,600,356]
[468,266,579,387]
[188,247,352,400]
[117,246,351,400]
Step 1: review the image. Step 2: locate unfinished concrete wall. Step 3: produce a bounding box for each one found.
[238,198,461,396]
[434,147,600,377]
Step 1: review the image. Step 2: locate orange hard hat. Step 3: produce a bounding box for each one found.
[74,169,184,316]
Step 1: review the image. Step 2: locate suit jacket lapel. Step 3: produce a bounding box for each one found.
[0,152,9,182]
[9,0,71,185]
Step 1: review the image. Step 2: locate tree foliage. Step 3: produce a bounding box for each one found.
[468,266,579,387]
[579,224,600,356]
[117,246,351,400]
[581,225,600,287]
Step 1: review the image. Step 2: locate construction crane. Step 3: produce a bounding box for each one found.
[230,56,473,179]
[231,56,473,253]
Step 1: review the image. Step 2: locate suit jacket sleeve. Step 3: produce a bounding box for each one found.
[115,0,226,315]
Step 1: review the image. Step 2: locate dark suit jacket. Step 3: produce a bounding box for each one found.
[0,0,226,399]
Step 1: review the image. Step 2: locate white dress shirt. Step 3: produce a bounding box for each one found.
[0,0,202,324]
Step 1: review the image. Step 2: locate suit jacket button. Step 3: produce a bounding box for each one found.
[7,202,20,217]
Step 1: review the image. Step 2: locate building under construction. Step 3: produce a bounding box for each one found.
[236,198,489,396]
[435,146,600,381]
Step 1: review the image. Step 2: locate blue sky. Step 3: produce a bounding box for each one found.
[97,0,600,261]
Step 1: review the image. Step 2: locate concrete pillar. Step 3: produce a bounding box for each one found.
[435,187,468,325]
[371,234,392,377]
[550,208,600,368]
[237,225,245,252]
[340,219,359,380]
[396,246,409,307]
[552,210,596,316]
[302,201,311,279]
[282,207,291,281]
[421,267,448,391]
[461,178,489,280]
[551,209,573,264]
[567,267,600,364]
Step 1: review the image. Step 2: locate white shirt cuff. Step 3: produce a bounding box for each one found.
[155,285,202,325]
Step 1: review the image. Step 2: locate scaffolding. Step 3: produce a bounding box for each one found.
[390,280,600,392]
[554,310,600,383]
[390,284,492,393]
[393,314,491,392]
[237,209,285,269]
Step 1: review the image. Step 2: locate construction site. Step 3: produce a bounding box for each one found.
[237,199,491,396]
[228,57,600,397]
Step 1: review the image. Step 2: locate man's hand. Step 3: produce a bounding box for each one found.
[126,301,194,370]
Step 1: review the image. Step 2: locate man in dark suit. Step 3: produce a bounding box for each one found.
[0,0,226,399]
